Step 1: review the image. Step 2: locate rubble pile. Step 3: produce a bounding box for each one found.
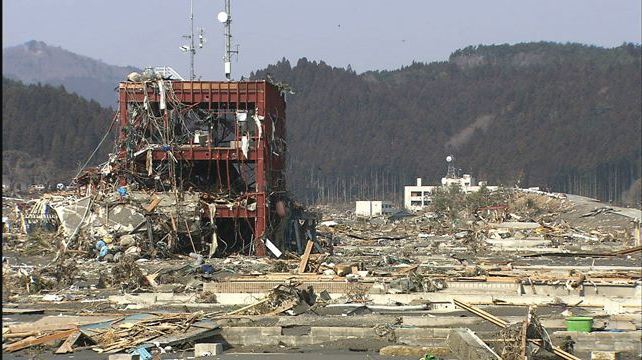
[2,311,219,355]
[228,282,319,316]
[2,186,640,358]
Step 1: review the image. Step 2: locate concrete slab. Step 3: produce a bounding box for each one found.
[195,343,224,357]
[446,328,501,360]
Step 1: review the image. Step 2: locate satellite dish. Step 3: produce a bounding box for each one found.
[217,11,229,23]
[446,155,453,163]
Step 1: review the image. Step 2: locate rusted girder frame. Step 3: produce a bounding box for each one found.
[150,148,258,161]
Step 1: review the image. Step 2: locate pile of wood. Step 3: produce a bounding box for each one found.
[2,312,219,355]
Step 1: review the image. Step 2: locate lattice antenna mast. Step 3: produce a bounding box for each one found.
[218,0,239,80]
[446,155,457,178]
[181,0,206,80]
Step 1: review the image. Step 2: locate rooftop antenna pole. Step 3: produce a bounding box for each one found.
[180,0,206,80]
[218,0,238,80]
[189,0,195,80]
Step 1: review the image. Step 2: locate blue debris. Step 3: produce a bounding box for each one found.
[130,346,152,360]
[201,264,215,274]
[117,186,128,198]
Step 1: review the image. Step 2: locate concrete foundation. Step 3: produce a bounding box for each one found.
[551,331,642,353]
[216,325,641,356]
[446,328,501,360]
[195,342,223,357]
[202,280,641,307]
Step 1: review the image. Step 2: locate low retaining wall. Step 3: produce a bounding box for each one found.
[217,326,641,354]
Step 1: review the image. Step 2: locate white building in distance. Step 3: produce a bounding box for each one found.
[355,200,394,217]
[404,178,436,211]
[404,156,498,211]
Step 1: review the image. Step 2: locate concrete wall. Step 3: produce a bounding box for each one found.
[551,331,642,353]
[218,326,641,356]
[219,326,449,348]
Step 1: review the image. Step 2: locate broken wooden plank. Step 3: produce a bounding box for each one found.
[452,299,508,328]
[143,196,162,213]
[265,300,297,316]
[5,329,77,352]
[3,331,39,339]
[395,265,419,274]
[2,308,44,315]
[227,298,270,315]
[145,273,160,288]
[55,330,81,354]
[8,315,117,333]
[298,240,314,274]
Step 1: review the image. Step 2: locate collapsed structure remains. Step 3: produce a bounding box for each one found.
[73,76,317,258]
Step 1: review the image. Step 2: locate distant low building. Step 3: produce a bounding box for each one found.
[404,178,437,211]
[355,200,394,217]
[404,156,498,211]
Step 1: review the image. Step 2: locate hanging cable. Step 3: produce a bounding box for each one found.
[72,112,119,182]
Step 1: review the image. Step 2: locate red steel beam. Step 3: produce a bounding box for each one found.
[150,148,257,161]
[209,206,256,218]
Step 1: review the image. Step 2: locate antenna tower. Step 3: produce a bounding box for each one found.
[446,155,457,179]
[218,0,239,80]
[181,0,206,80]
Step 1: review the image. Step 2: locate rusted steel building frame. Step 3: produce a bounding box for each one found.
[116,81,287,256]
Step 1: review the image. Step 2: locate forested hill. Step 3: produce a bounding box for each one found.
[2,78,114,186]
[2,42,640,205]
[252,42,641,205]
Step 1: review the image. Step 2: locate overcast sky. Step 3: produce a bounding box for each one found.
[3,0,641,80]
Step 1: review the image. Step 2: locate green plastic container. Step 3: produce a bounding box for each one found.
[566,316,593,332]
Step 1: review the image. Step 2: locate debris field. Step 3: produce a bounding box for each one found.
[2,75,641,359]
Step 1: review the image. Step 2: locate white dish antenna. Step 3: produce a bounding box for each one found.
[446,155,453,163]
[217,11,229,23]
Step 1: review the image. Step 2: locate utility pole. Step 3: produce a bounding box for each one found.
[218,0,238,80]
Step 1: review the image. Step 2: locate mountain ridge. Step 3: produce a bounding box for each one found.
[251,42,641,205]
[2,40,140,107]
[2,41,640,205]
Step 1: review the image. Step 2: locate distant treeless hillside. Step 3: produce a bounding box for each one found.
[2,40,139,108]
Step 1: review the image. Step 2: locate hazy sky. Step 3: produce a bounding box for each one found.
[3,0,641,80]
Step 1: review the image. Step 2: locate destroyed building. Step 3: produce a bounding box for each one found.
[3,2,641,359]
[67,73,317,258]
